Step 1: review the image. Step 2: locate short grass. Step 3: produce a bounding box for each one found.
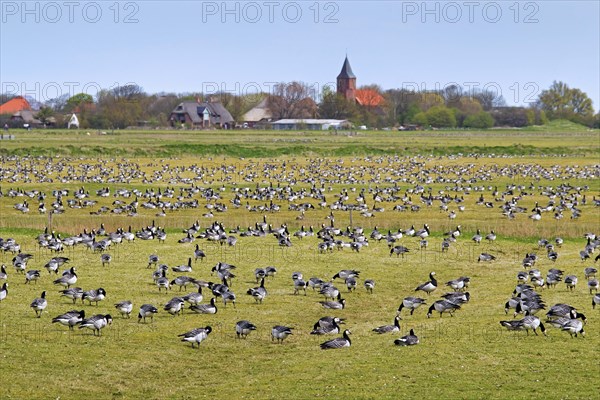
[0,131,599,399]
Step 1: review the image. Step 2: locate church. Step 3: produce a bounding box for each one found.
[336,56,385,107]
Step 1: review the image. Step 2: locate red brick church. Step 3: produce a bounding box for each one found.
[336,56,384,107]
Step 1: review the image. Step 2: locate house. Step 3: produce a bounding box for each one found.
[169,100,234,129]
[11,110,56,127]
[271,119,350,131]
[242,97,272,128]
[0,96,31,115]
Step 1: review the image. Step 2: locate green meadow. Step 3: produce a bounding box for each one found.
[0,128,598,399]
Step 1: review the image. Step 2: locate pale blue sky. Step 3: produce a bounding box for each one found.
[1,1,599,109]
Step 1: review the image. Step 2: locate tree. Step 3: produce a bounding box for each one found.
[66,93,93,111]
[267,82,317,119]
[463,112,494,129]
[35,106,54,125]
[319,86,356,120]
[537,81,594,121]
[426,105,456,128]
[472,88,506,111]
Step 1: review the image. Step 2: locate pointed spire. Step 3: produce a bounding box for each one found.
[337,56,356,79]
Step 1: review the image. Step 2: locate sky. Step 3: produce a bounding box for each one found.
[1,0,599,109]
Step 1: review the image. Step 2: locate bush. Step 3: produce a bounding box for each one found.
[463,112,494,129]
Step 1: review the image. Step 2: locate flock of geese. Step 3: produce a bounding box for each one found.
[0,155,599,350]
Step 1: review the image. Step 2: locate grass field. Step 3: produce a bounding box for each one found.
[0,128,599,399]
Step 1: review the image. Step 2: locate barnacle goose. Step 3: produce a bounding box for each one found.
[82,288,106,306]
[247,278,267,303]
[114,300,133,318]
[138,304,159,323]
[52,309,85,329]
[79,314,112,336]
[190,298,218,314]
[235,320,257,339]
[415,272,437,295]
[271,325,293,343]
[372,316,401,334]
[397,297,427,316]
[320,329,351,350]
[394,329,419,346]
[30,291,47,317]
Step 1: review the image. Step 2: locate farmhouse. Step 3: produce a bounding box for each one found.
[271,119,350,130]
[242,97,273,128]
[169,100,234,129]
[0,96,31,115]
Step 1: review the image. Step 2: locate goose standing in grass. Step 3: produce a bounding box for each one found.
[485,230,496,243]
[394,329,419,346]
[183,286,204,306]
[584,267,597,279]
[308,277,325,291]
[478,253,496,262]
[0,265,7,281]
[415,272,437,295]
[372,316,401,334]
[332,269,360,281]
[171,276,199,291]
[138,304,159,323]
[445,277,470,291]
[53,267,77,288]
[390,245,410,258]
[320,329,352,350]
[79,314,112,336]
[148,254,159,269]
[592,294,600,309]
[52,309,85,330]
[59,287,83,304]
[560,319,585,338]
[247,278,267,303]
[172,258,193,273]
[364,279,375,294]
[311,318,342,335]
[320,293,346,310]
[472,229,482,244]
[179,326,212,348]
[500,313,546,336]
[564,275,578,291]
[194,244,206,262]
[114,300,133,318]
[101,254,112,267]
[587,278,599,294]
[190,298,218,314]
[221,290,237,308]
[271,325,293,343]
[397,297,427,316]
[319,283,340,300]
[0,282,7,302]
[156,270,170,292]
[345,277,357,292]
[164,297,185,316]
[427,299,461,318]
[83,288,106,306]
[235,320,257,339]
[25,269,41,284]
[30,291,47,317]
[265,266,277,279]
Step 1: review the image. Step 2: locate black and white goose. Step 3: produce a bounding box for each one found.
[30,291,47,317]
[114,300,133,318]
[52,309,85,330]
[397,297,427,316]
[172,258,193,273]
[592,293,600,309]
[364,279,375,294]
[179,326,212,348]
[332,269,360,280]
[164,297,185,316]
[82,288,106,306]
[319,283,340,300]
[564,275,578,291]
[320,329,352,350]
[147,254,159,268]
[156,270,170,291]
[584,267,597,279]
[138,304,159,323]
[53,267,77,288]
[415,272,437,295]
[445,276,470,291]
[588,278,599,294]
[500,312,546,336]
[372,316,401,334]
[478,253,496,262]
[320,293,346,310]
[194,244,206,262]
[247,278,267,303]
[427,299,461,318]
[271,325,293,343]
[235,320,257,339]
[25,269,41,284]
[79,314,112,336]
[59,287,83,304]
[0,282,8,301]
[560,319,585,338]
[0,265,7,281]
[190,298,218,314]
[101,253,112,267]
[390,245,410,258]
[394,329,419,346]
[311,318,343,335]
[182,286,204,306]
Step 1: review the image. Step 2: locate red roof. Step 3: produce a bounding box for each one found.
[0,96,31,114]
[355,89,385,107]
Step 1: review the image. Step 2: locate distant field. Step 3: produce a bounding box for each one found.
[0,130,599,399]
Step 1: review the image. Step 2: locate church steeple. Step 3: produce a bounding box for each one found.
[337,56,356,101]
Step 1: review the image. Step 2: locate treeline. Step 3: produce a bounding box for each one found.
[0,80,598,129]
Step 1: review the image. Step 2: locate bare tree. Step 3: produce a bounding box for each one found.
[268,82,318,119]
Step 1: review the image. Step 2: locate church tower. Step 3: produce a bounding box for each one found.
[337,56,356,102]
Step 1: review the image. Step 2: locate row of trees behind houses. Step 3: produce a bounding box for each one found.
[1,80,597,129]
